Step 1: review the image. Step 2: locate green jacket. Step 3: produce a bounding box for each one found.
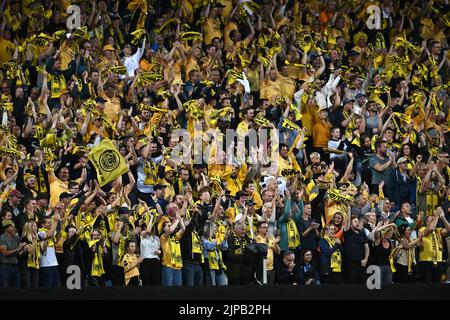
[278,198,303,251]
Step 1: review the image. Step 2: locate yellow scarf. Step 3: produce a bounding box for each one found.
[324,234,341,272]
[207,237,227,271]
[192,230,203,257]
[144,160,159,185]
[169,236,183,269]
[287,219,300,249]
[27,239,40,269]
[89,239,105,277]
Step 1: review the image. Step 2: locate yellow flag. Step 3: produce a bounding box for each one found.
[88,140,129,187]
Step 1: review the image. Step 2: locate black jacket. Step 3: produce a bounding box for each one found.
[180,213,203,264]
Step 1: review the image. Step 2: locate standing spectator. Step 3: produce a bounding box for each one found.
[255,221,280,285]
[160,208,185,286]
[342,208,370,284]
[319,224,344,284]
[203,220,228,286]
[0,220,25,287]
[224,222,253,285]
[418,208,450,283]
[180,203,204,287]
[395,224,421,284]
[123,241,142,287]
[38,215,61,287]
[371,223,397,286]
[369,140,397,199]
[139,214,161,286]
[278,182,303,255]
[297,202,320,264]
[19,221,40,287]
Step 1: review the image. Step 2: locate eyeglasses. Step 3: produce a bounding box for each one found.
[259,226,269,229]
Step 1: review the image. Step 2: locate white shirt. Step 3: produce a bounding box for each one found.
[38,231,58,267]
[140,235,161,260]
[121,39,146,78]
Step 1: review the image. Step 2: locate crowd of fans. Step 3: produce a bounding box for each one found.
[0,0,450,288]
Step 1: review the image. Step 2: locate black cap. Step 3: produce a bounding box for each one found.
[235,191,248,199]
[213,2,226,8]
[342,98,355,105]
[59,192,73,200]
[349,50,361,56]
[95,97,108,103]
[154,184,167,191]
[118,206,131,215]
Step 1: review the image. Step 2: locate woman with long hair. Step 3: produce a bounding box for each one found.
[394,223,420,283]
[371,223,397,286]
[330,212,344,241]
[139,212,161,285]
[19,221,40,287]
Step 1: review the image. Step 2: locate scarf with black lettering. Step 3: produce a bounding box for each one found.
[287,219,300,249]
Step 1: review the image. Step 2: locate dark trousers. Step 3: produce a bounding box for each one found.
[227,265,251,285]
[0,264,20,288]
[20,265,39,287]
[39,266,61,287]
[419,261,442,283]
[86,276,106,287]
[182,262,204,286]
[395,264,416,284]
[127,276,140,286]
[140,258,161,286]
[111,265,125,286]
[203,261,212,286]
[322,272,344,284]
[344,261,365,284]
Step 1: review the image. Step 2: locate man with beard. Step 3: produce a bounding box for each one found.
[277,143,301,178]
[236,108,255,136]
[369,139,397,198]
[224,164,247,197]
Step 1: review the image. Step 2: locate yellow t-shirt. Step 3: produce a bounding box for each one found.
[161,232,183,269]
[279,75,297,99]
[48,171,81,208]
[260,79,282,101]
[123,253,140,285]
[256,235,276,271]
[419,227,444,263]
[99,92,121,124]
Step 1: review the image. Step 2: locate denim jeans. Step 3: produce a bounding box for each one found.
[210,269,227,286]
[379,265,392,286]
[161,265,182,286]
[39,266,61,287]
[0,264,20,288]
[182,262,203,286]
